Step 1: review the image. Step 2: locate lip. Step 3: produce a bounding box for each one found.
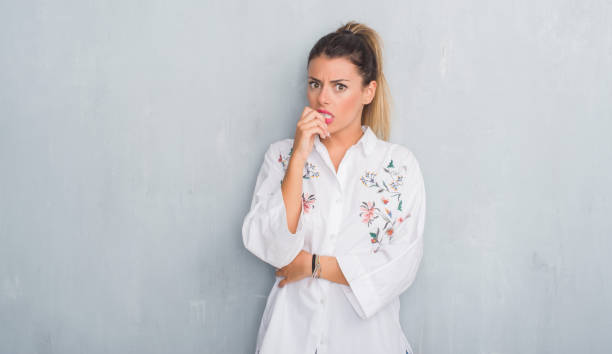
[316,109,334,117]
[317,109,334,124]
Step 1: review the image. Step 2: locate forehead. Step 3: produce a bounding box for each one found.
[307,55,359,79]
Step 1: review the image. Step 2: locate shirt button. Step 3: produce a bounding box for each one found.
[335,197,342,204]
[320,298,325,304]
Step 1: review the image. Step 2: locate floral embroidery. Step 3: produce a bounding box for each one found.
[359,201,379,226]
[303,162,320,179]
[359,159,412,253]
[278,149,291,170]
[360,159,405,200]
[278,146,320,179]
[302,192,316,213]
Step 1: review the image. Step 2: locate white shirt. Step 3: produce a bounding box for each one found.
[242,124,426,354]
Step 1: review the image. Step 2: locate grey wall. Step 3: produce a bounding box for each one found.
[1,0,611,353]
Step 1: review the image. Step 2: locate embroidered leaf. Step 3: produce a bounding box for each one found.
[369,232,377,239]
[387,160,394,168]
[397,200,403,211]
[382,180,389,191]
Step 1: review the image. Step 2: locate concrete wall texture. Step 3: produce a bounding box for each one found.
[1,0,611,353]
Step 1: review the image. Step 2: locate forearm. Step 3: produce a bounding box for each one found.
[318,255,349,286]
[281,154,305,234]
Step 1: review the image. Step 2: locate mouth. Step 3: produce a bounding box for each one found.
[317,109,334,124]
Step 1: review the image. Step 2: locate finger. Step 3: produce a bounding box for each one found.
[308,126,329,140]
[300,106,312,120]
[302,119,330,137]
[299,107,324,125]
[304,112,326,126]
[299,106,315,121]
[303,121,330,139]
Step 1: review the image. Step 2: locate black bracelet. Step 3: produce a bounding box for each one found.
[311,253,316,274]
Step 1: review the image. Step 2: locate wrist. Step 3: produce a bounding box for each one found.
[311,253,321,279]
[311,253,315,275]
[307,252,314,277]
[288,153,307,169]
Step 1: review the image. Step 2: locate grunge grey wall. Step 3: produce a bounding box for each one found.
[1,0,611,353]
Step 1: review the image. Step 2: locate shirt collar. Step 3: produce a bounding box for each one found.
[314,124,377,157]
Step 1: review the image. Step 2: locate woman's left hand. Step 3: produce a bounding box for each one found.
[275,250,312,287]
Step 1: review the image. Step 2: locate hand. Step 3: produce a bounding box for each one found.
[275,250,312,288]
[292,106,331,162]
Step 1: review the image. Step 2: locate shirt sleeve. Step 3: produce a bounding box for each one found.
[241,142,309,269]
[336,151,426,320]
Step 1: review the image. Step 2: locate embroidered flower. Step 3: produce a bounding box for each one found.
[278,147,320,179]
[303,162,320,179]
[278,153,290,171]
[370,229,379,243]
[359,158,412,253]
[389,175,404,192]
[301,193,316,213]
[359,201,379,226]
[360,171,378,187]
[398,212,410,223]
[360,159,406,201]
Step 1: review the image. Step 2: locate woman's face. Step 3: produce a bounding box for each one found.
[307,55,376,134]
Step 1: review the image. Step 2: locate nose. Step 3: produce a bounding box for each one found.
[317,84,331,106]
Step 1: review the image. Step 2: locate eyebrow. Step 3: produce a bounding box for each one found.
[308,76,350,83]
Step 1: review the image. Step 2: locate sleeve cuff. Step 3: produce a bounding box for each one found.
[336,254,381,320]
[266,186,308,268]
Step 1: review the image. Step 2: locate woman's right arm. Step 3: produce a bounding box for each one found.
[242,107,330,269]
[281,152,306,234]
[241,143,308,269]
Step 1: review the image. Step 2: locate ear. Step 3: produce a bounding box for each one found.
[362,80,377,105]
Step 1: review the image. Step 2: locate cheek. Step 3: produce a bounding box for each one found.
[339,93,362,117]
[307,91,316,104]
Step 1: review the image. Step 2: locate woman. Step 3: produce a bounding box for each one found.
[242,21,426,354]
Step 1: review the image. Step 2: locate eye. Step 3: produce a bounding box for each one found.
[336,83,347,91]
[308,81,319,89]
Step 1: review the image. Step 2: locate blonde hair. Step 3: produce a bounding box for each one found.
[307,21,392,141]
